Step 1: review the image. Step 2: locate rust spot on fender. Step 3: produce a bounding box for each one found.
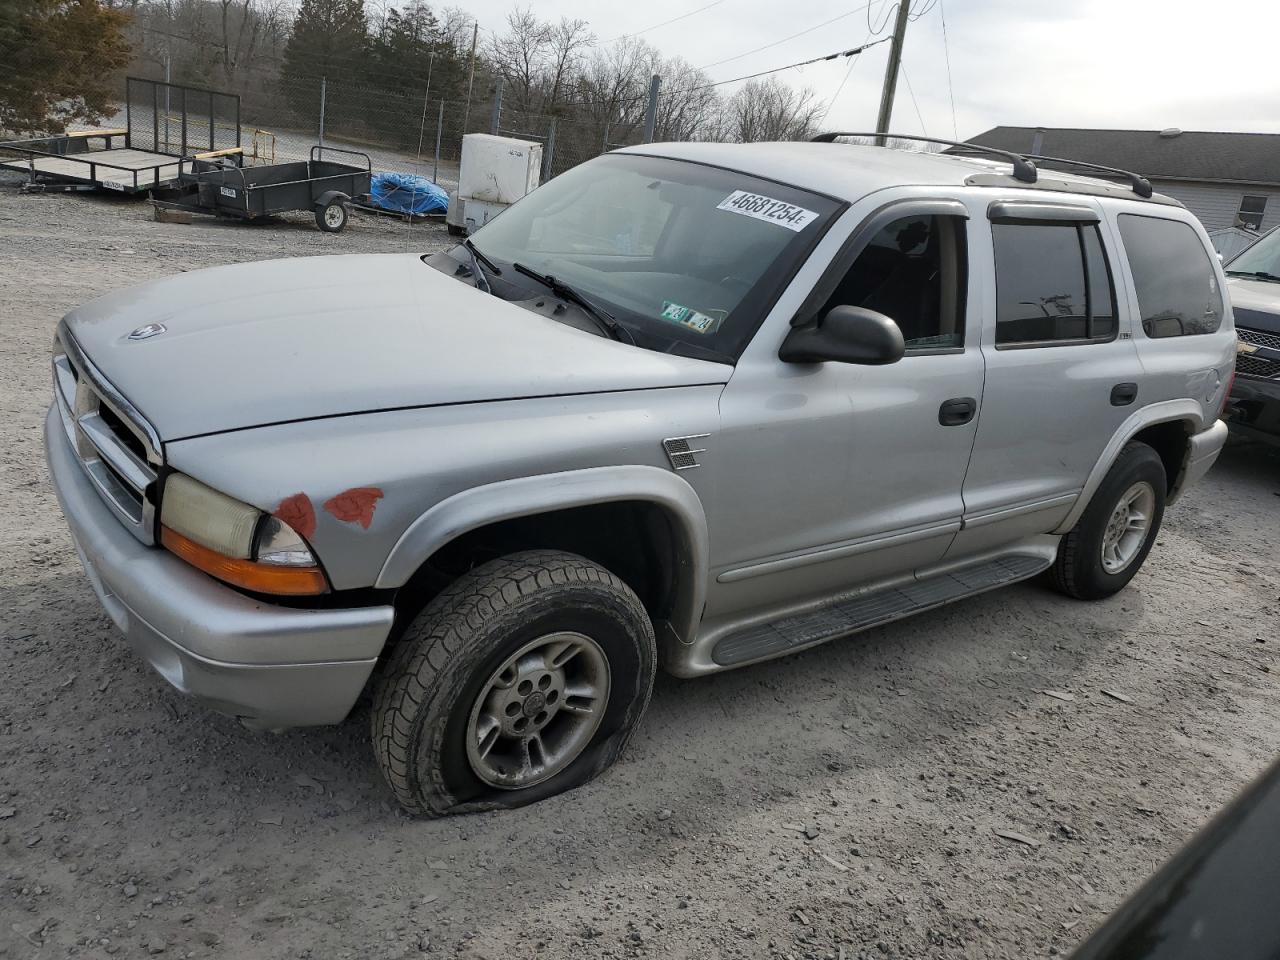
[324,487,384,530]
[273,493,316,539]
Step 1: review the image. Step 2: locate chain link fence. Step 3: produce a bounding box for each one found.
[197,71,652,193]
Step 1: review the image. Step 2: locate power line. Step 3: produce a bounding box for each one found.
[908,0,939,20]
[698,2,877,71]
[818,51,863,126]
[697,37,890,93]
[603,0,727,44]
[867,0,898,35]
[939,0,958,140]
[900,61,926,135]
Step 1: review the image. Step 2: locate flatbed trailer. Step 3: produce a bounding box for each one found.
[0,78,242,193]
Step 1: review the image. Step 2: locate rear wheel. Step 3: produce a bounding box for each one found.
[1051,442,1167,600]
[371,550,656,816]
[316,199,348,232]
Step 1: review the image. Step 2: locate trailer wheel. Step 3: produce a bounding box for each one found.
[316,199,348,233]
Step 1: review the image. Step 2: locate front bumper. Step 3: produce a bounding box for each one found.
[1227,375,1280,446]
[45,405,395,729]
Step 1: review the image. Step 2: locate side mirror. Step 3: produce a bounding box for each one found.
[779,305,906,365]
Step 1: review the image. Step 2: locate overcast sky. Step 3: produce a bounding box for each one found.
[452,0,1280,137]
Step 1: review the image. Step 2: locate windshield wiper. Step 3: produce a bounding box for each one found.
[1226,269,1280,283]
[462,238,502,294]
[512,262,636,345]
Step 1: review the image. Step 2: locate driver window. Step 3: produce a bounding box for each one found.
[820,214,968,350]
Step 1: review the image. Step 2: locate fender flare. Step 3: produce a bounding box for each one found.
[1053,399,1205,534]
[375,465,710,644]
[314,190,349,209]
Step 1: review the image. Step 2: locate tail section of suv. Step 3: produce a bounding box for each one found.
[45,137,1232,815]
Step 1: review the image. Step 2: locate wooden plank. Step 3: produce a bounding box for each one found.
[192,146,244,160]
[65,128,128,139]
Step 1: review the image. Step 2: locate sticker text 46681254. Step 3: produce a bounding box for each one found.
[715,190,819,233]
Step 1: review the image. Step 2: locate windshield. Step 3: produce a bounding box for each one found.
[1226,227,1280,279]
[466,153,841,360]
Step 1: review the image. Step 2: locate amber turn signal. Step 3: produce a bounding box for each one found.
[161,526,329,596]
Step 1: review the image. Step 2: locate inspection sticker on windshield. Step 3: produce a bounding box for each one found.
[716,190,818,232]
[660,300,721,334]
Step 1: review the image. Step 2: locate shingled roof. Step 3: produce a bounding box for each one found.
[963,127,1280,186]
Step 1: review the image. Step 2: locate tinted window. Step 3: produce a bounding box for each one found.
[1118,214,1224,338]
[820,215,967,350]
[992,222,1116,345]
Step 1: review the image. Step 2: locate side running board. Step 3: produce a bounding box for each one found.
[711,553,1051,667]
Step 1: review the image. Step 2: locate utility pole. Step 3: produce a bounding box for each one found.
[874,0,911,146]
[641,74,661,143]
[461,21,479,134]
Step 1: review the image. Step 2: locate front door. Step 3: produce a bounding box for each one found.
[706,197,985,630]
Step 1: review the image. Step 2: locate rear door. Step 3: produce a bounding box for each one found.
[949,198,1145,557]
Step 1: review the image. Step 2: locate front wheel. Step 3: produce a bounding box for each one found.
[1051,442,1167,600]
[372,550,656,816]
[316,198,348,232]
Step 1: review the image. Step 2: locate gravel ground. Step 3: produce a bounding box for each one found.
[2,177,1279,960]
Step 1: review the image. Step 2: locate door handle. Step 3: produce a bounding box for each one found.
[938,397,977,426]
[1110,382,1138,406]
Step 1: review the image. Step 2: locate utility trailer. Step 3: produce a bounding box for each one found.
[164,147,372,232]
[0,78,243,193]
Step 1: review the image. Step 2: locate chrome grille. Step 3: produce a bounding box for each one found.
[1239,327,1280,351]
[1236,353,1280,380]
[53,326,161,544]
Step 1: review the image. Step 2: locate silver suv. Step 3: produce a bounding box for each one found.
[45,137,1234,815]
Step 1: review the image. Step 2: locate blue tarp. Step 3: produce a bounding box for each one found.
[369,172,448,216]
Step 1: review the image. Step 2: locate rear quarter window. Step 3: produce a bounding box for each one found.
[1118,214,1224,338]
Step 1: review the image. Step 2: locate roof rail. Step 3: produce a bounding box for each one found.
[811,131,1039,185]
[1022,154,1153,199]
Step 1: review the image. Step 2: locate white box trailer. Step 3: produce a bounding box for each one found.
[448,133,543,235]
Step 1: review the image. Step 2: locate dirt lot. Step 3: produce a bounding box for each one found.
[1,176,1279,960]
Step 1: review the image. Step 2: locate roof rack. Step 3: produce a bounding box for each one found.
[811,132,1158,200]
[811,132,1039,184]
[1021,154,1153,198]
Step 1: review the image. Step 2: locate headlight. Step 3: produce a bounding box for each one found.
[159,474,328,596]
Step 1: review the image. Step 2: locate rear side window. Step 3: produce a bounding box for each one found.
[1118,214,1224,338]
[992,222,1116,345]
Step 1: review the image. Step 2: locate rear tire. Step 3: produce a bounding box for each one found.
[316,199,348,232]
[1051,442,1166,600]
[371,550,656,817]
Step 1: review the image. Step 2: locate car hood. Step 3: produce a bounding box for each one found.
[1227,277,1280,335]
[62,253,731,441]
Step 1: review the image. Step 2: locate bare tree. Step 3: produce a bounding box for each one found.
[487,8,593,115]
[723,76,824,143]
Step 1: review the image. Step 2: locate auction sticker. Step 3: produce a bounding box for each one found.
[716,190,818,232]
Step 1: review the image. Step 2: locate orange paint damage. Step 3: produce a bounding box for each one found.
[324,487,384,529]
[273,492,317,539]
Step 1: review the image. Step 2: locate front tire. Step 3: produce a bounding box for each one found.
[372,550,656,816]
[316,199,348,232]
[1051,442,1167,600]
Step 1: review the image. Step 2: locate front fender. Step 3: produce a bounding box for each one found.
[375,465,710,644]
